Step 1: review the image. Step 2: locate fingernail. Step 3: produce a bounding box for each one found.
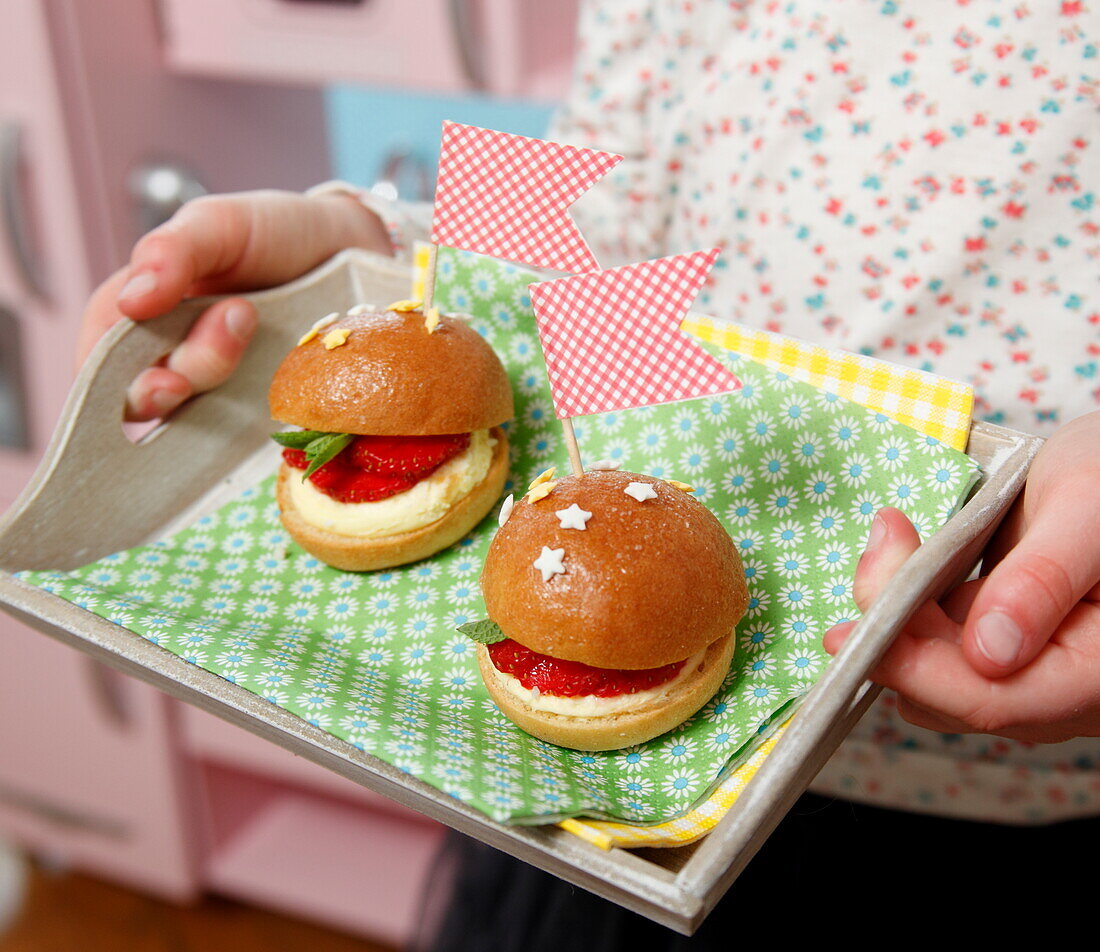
[148,388,183,418]
[118,271,157,302]
[866,512,888,552]
[974,611,1024,667]
[224,304,256,342]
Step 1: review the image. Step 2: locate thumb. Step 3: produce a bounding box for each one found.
[962,476,1100,678]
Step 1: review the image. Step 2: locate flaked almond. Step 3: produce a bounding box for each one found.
[528,467,557,490]
[322,327,352,350]
[526,480,558,503]
[297,311,340,346]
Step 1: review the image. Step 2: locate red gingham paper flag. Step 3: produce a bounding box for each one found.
[528,249,741,419]
[430,121,623,273]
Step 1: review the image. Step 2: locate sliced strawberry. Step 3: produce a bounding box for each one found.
[282,447,418,502]
[348,433,470,477]
[487,639,686,699]
[282,448,309,469]
[282,432,470,503]
[323,467,419,503]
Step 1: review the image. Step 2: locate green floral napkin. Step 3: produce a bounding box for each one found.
[20,249,979,824]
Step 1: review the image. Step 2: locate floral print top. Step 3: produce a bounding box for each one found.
[368,0,1100,823]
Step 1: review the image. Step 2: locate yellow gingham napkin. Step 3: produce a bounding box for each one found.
[682,314,973,452]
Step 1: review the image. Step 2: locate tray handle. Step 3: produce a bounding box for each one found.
[0,301,233,570]
[0,249,410,572]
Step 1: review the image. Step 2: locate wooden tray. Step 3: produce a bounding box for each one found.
[0,249,1044,934]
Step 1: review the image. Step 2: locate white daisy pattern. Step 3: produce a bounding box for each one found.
[19,249,978,826]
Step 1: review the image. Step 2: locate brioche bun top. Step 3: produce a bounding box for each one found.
[269,308,514,435]
[481,470,747,670]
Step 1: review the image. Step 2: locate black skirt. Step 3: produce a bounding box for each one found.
[417,792,1092,950]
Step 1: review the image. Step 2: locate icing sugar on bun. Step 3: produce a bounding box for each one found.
[269,307,513,436]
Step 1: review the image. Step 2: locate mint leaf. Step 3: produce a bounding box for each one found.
[303,432,353,479]
[271,429,331,449]
[457,619,507,645]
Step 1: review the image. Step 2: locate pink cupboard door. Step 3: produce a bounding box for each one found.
[0,0,91,505]
[160,0,581,99]
[0,0,197,900]
[0,621,198,900]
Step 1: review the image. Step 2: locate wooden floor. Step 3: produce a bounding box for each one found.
[0,863,399,952]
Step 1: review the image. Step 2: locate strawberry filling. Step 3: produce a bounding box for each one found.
[283,432,470,503]
[487,639,686,699]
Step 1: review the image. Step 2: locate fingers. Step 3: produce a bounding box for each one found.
[847,507,955,638]
[894,696,974,735]
[166,298,257,393]
[821,619,856,655]
[82,189,390,424]
[940,577,985,625]
[117,195,254,320]
[851,508,921,612]
[960,470,1100,679]
[125,366,192,421]
[125,297,256,421]
[870,632,1095,741]
[116,190,390,321]
[823,504,960,680]
[828,592,1100,740]
[76,268,134,366]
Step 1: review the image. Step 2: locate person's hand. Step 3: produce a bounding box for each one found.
[824,410,1100,743]
[78,189,392,420]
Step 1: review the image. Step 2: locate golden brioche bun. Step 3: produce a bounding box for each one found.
[481,470,748,669]
[269,308,513,435]
[477,632,736,751]
[277,428,509,571]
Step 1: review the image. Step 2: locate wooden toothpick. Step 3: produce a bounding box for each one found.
[561,417,584,477]
[422,243,439,311]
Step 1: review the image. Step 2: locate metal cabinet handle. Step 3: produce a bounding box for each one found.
[448,0,488,91]
[372,147,434,203]
[128,162,207,237]
[0,123,48,300]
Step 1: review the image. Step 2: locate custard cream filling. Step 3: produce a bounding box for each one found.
[494,650,706,717]
[287,429,495,538]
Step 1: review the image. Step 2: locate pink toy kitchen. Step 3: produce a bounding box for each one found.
[2,0,1093,948]
[0,1,577,947]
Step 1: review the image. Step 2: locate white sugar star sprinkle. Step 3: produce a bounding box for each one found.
[555,504,592,531]
[624,482,658,502]
[498,494,515,527]
[533,546,566,582]
[588,459,621,471]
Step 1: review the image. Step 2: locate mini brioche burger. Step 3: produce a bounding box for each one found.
[269,303,513,571]
[469,468,748,751]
